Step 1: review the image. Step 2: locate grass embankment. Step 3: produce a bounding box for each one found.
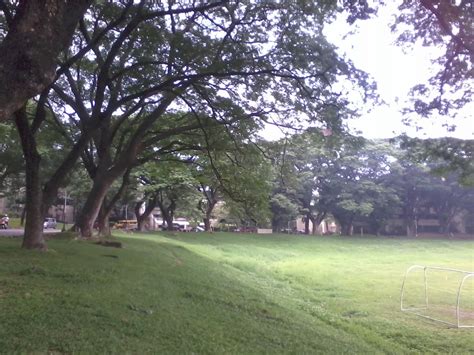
[0,232,472,353]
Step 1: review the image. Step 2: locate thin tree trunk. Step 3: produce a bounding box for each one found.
[304,215,310,235]
[20,206,26,226]
[137,216,147,231]
[135,201,153,232]
[438,211,455,234]
[203,200,217,232]
[341,221,354,236]
[165,215,174,231]
[310,216,317,235]
[199,187,217,232]
[342,224,349,236]
[135,201,145,231]
[159,205,175,231]
[157,193,176,231]
[203,217,211,232]
[406,219,417,237]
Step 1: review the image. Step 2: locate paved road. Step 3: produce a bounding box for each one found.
[0,228,61,237]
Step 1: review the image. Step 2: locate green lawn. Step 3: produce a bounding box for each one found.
[0,232,472,353]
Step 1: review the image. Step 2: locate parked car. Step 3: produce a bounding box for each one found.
[43,218,57,229]
[160,223,186,231]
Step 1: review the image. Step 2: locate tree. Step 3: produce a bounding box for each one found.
[419,174,474,233]
[386,143,474,235]
[270,193,299,233]
[398,136,474,186]
[96,168,133,236]
[55,1,365,239]
[393,0,473,118]
[290,131,343,234]
[283,136,401,236]
[0,0,91,121]
[13,102,91,249]
[154,164,199,231]
[134,160,200,232]
[14,1,373,248]
[189,124,273,231]
[269,130,358,234]
[193,161,222,232]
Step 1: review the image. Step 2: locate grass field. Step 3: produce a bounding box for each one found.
[0,232,473,353]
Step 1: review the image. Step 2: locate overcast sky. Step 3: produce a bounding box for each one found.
[261,2,473,141]
[325,2,473,140]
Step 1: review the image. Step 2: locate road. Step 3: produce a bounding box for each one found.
[0,228,61,237]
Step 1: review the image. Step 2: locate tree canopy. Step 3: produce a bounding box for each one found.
[393,0,473,118]
[0,0,91,121]
[0,1,473,250]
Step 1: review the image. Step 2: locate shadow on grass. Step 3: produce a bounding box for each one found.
[0,234,383,354]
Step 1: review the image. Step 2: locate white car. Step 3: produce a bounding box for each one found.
[43,218,57,229]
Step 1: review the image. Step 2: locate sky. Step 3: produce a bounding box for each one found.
[262,2,473,141]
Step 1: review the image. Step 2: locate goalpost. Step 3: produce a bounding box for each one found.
[400,265,474,328]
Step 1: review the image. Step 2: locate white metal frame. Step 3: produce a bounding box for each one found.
[400,265,474,328]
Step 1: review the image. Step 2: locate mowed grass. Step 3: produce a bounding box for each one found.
[0,232,472,353]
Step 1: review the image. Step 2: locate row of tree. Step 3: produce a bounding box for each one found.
[268,132,474,236]
[129,131,474,238]
[2,1,361,249]
[0,1,472,250]
[3,119,473,238]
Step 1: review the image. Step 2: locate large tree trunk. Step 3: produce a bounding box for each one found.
[77,174,115,238]
[0,0,91,121]
[15,108,47,249]
[97,169,132,236]
[97,202,111,237]
[22,156,47,250]
[136,196,158,232]
[16,99,95,247]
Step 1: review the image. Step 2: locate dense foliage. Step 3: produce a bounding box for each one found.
[0,1,472,248]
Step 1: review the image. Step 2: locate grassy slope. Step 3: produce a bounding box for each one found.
[0,232,472,353]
